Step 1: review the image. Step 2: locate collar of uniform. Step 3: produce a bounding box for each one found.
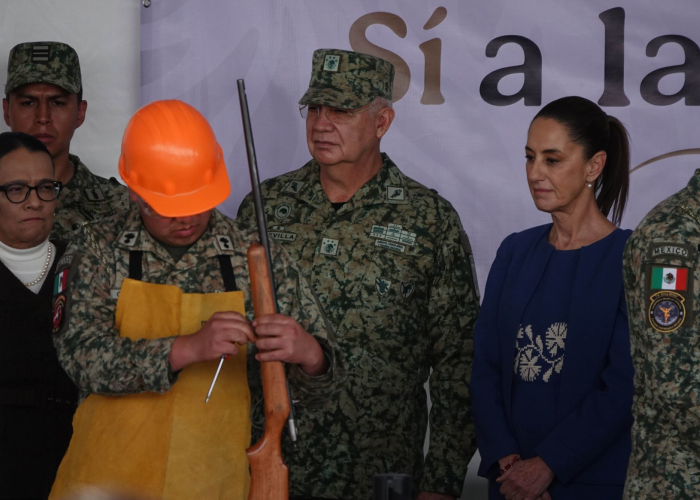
[338,153,408,214]
[287,159,328,208]
[680,169,700,222]
[687,169,700,201]
[289,154,408,211]
[115,208,236,259]
[56,154,83,203]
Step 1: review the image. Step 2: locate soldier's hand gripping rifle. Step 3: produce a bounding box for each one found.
[238,79,296,500]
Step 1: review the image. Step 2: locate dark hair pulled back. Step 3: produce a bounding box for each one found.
[533,96,630,226]
[0,131,53,165]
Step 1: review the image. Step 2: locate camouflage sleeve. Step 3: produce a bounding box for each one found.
[52,226,177,399]
[269,239,340,405]
[421,209,478,496]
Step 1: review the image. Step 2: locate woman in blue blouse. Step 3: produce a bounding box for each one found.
[472,96,634,500]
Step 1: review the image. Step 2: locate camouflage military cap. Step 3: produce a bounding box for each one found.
[5,41,82,94]
[298,49,394,109]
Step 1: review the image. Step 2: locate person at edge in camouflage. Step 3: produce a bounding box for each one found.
[3,41,130,241]
[623,171,700,499]
[238,48,479,500]
[50,100,338,499]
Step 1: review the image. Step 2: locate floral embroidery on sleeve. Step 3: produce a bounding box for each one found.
[514,323,567,382]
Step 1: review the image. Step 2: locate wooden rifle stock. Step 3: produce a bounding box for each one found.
[238,78,292,499]
[246,242,290,500]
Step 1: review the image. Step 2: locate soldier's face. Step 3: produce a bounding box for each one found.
[525,117,605,216]
[3,83,87,161]
[133,193,212,247]
[0,147,56,249]
[306,103,393,169]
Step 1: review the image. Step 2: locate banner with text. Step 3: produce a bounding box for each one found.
[141,0,700,291]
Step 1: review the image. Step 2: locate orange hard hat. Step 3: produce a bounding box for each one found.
[118,99,230,217]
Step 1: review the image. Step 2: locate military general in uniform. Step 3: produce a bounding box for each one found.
[238,49,479,500]
[3,41,130,240]
[623,170,700,499]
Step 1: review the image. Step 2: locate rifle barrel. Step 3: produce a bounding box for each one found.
[237,79,297,446]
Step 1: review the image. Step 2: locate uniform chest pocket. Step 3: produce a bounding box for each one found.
[357,247,430,311]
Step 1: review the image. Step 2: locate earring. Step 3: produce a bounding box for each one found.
[587,183,593,189]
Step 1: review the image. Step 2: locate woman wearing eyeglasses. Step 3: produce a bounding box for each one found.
[0,131,78,498]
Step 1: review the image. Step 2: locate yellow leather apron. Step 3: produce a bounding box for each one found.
[51,278,251,499]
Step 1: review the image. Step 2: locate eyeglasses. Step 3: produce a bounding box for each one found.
[0,181,62,203]
[136,196,166,219]
[299,103,372,124]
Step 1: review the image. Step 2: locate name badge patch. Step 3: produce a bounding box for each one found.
[375,239,405,253]
[269,231,297,242]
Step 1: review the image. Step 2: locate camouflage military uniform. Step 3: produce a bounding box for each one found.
[623,170,700,499]
[52,154,130,241]
[238,154,478,499]
[52,208,337,408]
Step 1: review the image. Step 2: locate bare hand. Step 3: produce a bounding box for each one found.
[497,456,554,500]
[498,453,520,474]
[417,491,455,500]
[253,314,328,376]
[535,492,552,500]
[169,311,256,371]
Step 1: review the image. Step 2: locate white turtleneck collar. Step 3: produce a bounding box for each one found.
[0,238,55,294]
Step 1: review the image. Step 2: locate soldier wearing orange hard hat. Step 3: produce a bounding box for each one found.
[50,100,337,499]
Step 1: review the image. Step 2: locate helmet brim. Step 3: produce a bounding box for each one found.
[124,160,231,218]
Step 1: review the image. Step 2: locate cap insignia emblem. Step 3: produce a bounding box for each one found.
[323,55,340,72]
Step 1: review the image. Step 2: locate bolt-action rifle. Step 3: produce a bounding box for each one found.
[237,79,296,500]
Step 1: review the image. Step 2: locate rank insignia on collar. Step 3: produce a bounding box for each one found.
[119,231,138,247]
[319,238,339,256]
[386,186,405,201]
[84,188,106,202]
[649,291,686,333]
[215,235,233,252]
[376,278,392,295]
[283,181,305,194]
[400,282,415,299]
